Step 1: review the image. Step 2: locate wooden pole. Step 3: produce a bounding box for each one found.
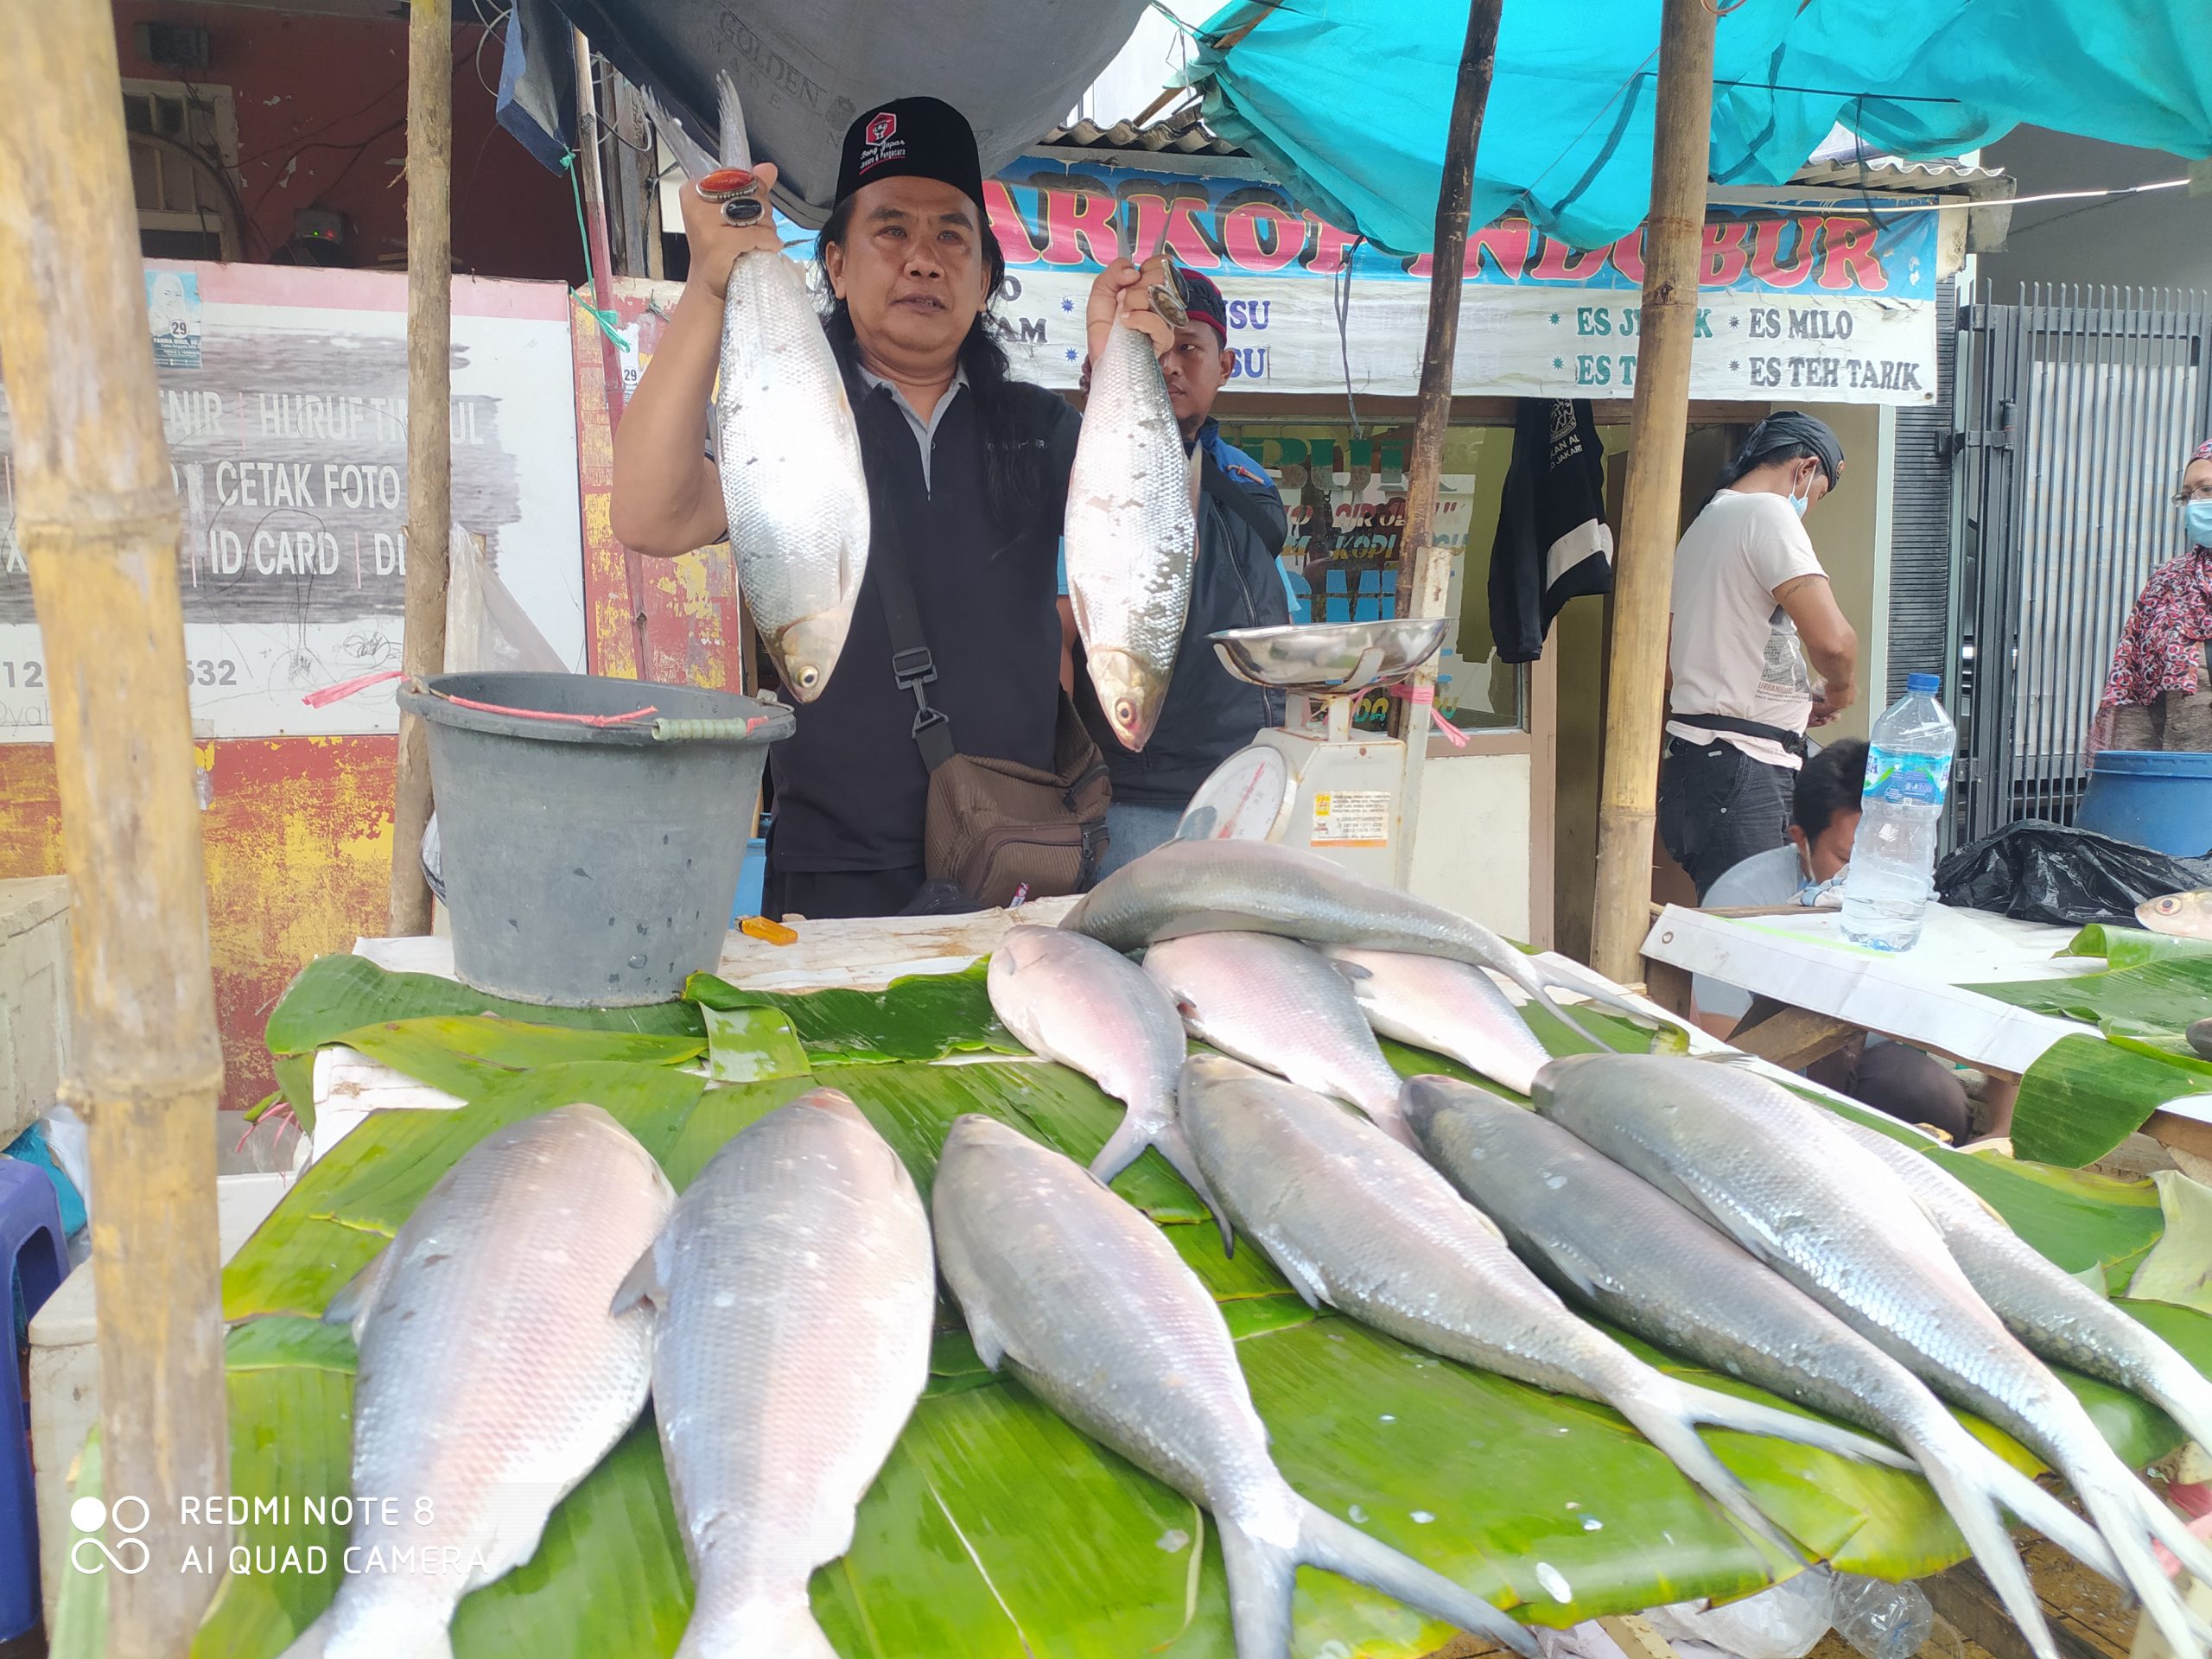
[1389,0,1503,885]
[0,2,228,1648]
[573,33,652,678]
[1588,0,1719,982]
[390,0,454,936]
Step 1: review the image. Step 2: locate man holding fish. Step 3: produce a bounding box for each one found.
[613,94,1192,918]
[1063,266,1296,877]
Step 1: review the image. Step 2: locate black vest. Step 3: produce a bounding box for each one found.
[1074,449,1291,806]
[767,376,1077,874]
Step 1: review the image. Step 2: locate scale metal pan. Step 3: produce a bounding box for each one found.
[1208,618,1449,695]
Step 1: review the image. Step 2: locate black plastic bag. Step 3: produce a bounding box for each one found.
[1934,820,2212,928]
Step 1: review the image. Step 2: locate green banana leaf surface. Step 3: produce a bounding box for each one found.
[1976,937,2212,1166]
[53,950,2212,1659]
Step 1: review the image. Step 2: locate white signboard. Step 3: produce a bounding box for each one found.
[0,262,586,741]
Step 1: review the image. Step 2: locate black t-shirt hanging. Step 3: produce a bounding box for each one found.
[765,376,1078,874]
[1487,397,1614,664]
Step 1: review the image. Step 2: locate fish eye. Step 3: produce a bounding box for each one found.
[798,665,821,690]
[1115,697,1136,726]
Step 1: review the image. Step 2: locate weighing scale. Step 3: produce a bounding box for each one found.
[1176,618,1450,884]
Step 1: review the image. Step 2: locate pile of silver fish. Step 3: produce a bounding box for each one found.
[284,835,2212,1659]
[1062,260,1198,752]
[980,836,2212,1659]
[656,74,870,701]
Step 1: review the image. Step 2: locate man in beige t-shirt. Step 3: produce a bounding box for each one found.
[1660,412,1860,896]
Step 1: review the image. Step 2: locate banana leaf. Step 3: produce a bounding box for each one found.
[683,962,1024,1063]
[170,950,2212,1659]
[2063,925,2212,969]
[2009,1034,2212,1168]
[1975,957,2212,1039]
[264,955,709,1130]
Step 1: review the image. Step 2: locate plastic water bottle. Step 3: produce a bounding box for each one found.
[1840,673,1956,951]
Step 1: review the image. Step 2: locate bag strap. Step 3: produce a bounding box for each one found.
[1199,448,1287,556]
[864,442,958,772]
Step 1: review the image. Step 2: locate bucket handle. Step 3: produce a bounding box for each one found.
[397,676,662,728]
[652,715,776,741]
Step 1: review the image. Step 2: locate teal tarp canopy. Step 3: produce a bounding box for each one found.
[1194,0,2212,255]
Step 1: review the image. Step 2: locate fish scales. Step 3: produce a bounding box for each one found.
[1144,932,1413,1144]
[636,1089,933,1658]
[1176,1058,1912,1564]
[1535,1053,2212,1659]
[1408,1077,2120,1659]
[715,251,871,699]
[282,1104,675,1659]
[931,1112,1535,1659]
[1064,315,1196,751]
[986,924,1198,1191]
[1832,1114,2212,1455]
[1324,946,1552,1096]
[1060,839,1642,1049]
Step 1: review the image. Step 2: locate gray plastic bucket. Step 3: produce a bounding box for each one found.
[400,672,794,1007]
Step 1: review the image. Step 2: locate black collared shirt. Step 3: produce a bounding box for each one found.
[766,372,1079,874]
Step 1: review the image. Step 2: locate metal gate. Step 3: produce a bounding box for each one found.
[1949,284,2212,842]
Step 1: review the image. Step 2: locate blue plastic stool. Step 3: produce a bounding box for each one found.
[1,1157,68,1642]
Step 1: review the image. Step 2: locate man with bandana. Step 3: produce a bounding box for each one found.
[613,97,1169,919]
[1659,411,1860,898]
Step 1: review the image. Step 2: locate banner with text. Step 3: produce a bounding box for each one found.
[0,263,587,742]
[978,162,1939,406]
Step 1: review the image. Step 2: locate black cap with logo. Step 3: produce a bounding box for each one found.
[835,97,988,219]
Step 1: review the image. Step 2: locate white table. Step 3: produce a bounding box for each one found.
[1638,903,2098,1077]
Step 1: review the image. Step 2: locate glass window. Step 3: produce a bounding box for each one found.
[1214,420,1528,732]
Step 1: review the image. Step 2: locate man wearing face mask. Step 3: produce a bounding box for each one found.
[1062,269,1294,875]
[1691,736,1972,1142]
[1658,411,1859,898]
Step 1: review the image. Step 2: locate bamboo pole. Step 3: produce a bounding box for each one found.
[1389,0,1504,886]
[0,2,228,1649]
[1588,0,1719,982]
[389,0,454,935]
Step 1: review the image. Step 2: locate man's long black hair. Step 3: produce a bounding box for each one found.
[815,200,1056,535]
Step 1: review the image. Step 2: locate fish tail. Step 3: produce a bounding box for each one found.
[1974,1446,2122,1583]
[676,1593,839,1659]
[1149,1118,1236,1255]
[2145,1351,2212,1461]
[1088,1111,1155,1188]
[1612,1378,1804,1563]
[1672,1381,1917,1470]
[1288,1497,1536,1656]
[276,1598,454,1659]
[1908,1450,2067,1659]
[1217,1517,1297,1659]
[2071,1463,2212,1658]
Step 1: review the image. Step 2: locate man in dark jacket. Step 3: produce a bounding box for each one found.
[1064,269,1293,875]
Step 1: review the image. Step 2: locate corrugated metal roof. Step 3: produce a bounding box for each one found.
[1036,113,1247,159]
[1792,153,2012,197]
[1033,111,2014,201]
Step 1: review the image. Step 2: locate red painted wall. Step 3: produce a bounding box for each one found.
[0,738,398,1116]
[111,0,582,283]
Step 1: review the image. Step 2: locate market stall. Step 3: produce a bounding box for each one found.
[31,886,2212,1659]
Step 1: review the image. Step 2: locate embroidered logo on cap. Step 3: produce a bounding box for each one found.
[859,110,904,174]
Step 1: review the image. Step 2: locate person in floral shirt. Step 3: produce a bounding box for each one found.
[2100,440,2212,752]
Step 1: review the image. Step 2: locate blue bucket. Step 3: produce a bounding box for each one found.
[2075,750,2212,857]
